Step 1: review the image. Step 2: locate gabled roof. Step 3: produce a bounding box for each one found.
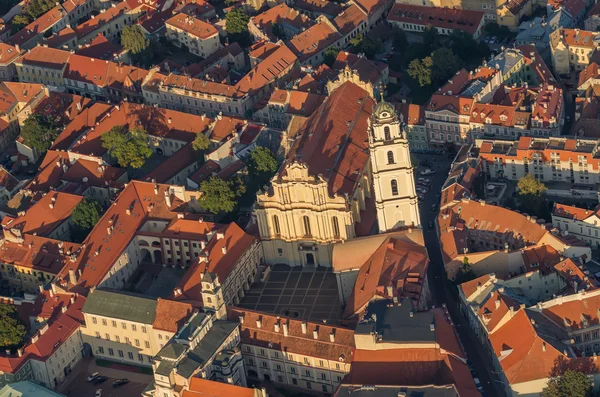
[82,288,157,323]
[287,20,341,62]
[152,298,194,333]
[182,378,258,397]
[64,54,110,86]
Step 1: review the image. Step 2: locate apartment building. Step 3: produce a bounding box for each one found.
[476,137,600,186]
[158,44,297,117]
[81,289,195,367]
[165,13,220,58]
[228,308,354,394]
[73,2,136,45]
[332,4,368,48]
[550,28,600,75]
[395,102,427,150]
[15,47,72,89]
[0,43,23,81]
[249,3,312,42]
[173,222,261,312]
[148,310,245,397]
[552,203,600,248]
[387,4,485,39]
[287,17,342,67]
[9,6,69,50]
[0,236,80,295]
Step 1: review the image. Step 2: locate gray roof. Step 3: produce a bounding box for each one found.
[176,356,203,379]
[355,299,436,344]
[189,320,238,365]
[336,385,458,397]
[155,360,176,377]
[0,381,66,397]
[157,342,187,360]
[82,289,157,324]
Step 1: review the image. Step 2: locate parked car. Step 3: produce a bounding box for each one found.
[113,378,129,387]
[421,169,435,176]
[473,378,484,392]
[92,376,108,385]
[95,390,103,397]
[87,372,99,382]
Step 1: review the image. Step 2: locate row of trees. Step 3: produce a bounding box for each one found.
[11,0,56,32]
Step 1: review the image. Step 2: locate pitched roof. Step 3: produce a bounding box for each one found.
[287,20,341,63]
[283,81,374,196]
[227,307,355,362]
[61,159,126,187]
[0,43,23,65]
[152,298,194,333]
[82,289,157,323]
[388,3,484,36]
[182,378,257,397]
[332,4,367,35]
[166,13,219,39]
[251,3,312,40]
[76,34,124,60]
[0,166,19,191]
[9,5,67,46]
[0,235,80,274]
[63,54,110,85]
[73,2,131,38]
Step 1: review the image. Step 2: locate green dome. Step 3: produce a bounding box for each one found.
[373,100,395,119]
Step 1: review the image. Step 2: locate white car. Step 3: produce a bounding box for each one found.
[95,389,103,397]
[87,372,99,382]
[421,169,435,176]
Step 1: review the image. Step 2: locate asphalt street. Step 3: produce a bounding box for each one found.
[416,153,505,397]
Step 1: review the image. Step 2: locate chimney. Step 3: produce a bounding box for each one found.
[51,283,57,294]
[261,388,267,397]
[329,332,335,342]
[239,315,244,324]
[49,289,54,298]
[274,322,280,332]
[68,269,77,285]
[154,185,158,195]
[38,285,44,293]
[40,324,49,335]
[256,319,262,328]
[164,191,171,208]
[283,322,289,336]
[430,323,435,332]
[312,329,318,339]
[216,232,224,240]
[301,321,307,334]
[221,246,227,254]
[70,296,75,304]
[386,285,393,297]
[61,306,67,313]
[16,348,23,357]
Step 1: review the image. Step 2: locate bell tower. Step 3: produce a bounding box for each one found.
[369,94,420,232]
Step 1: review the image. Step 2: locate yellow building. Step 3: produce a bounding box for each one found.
[550,28,600,75]
[165,13,221,58]
[15,46,72,89]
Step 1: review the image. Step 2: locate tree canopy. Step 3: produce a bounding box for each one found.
[121,25,149,55]
[350,34,384,59]
[11,0,55,32]
[20,113,59,154]
[324,46,340,67]
[541,370,594,397]
[226,9,251,46]
[71,198,103,243]
[517,173,548,219]
[101,126,152,169]
[431,48,463,85]
[0,304,26,349]
[199,176,245,214]
[192,133,211,152]
[248,146,278,177]
[408,57,433,87]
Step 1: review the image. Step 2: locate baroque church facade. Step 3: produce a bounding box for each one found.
[255,80,419,267]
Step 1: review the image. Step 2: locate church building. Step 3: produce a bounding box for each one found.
[255,81,419,267]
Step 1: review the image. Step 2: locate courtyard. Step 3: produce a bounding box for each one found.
[239,264,343,324]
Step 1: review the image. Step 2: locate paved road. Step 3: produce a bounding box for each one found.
[415,153,505,397]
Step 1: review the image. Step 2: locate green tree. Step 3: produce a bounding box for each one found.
[431,47,462,84]
[71,198,103,243]
[0,304,26,349]
[192,133,210,152]
[423,26,441,54]
[392,27,408,53]
[454,256,476,284]
[10,14,30,33]
[199,176,243,214]
[517,173,548,218]
[408,56,433,87]
[226,8,251,46]
[271,23,284,40]
[101,126,152,169]
[247,146,278,181]
[121,25,149,55]
[541,370,594,397]
[323,46,340,67]
[20,113,59,153]
[350,34,383,59]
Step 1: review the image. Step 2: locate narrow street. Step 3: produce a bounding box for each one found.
[416,153,505,397]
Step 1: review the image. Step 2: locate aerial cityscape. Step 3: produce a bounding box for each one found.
[0,0,599,395]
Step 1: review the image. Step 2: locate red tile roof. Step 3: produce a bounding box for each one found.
[10,5,67,46]
[0,43,23,65]
[73,2,131,38]
[143,142,197,183]
[283,81,374,196]
[61,158,126,187]
[227,307,355,362]
[76,34,124,60]
[166,13,218,39]
[183,378,256,397]
[64,54,110,85]
[152,298,194,333]
[288,20,341,63]
[0,235,80,274]
[251,3,312,40]
[333,4,367,35]
[0,166,19,191]
[388,4,484,36]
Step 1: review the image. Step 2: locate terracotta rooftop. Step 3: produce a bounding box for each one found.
[0,43,23,65]
[74,2,131,38]
[388,3,484,36]
[251,3,312,40]
[0,166,19,192]
[182,378,257,397]
[288,20,341,63]
[0,235,80,274]
[152,298,194,333]
[10,5,67,46]
[166,13,218,39]
[64,54,110,85]
[332,4,367,35]
[227,307,355,362]
[76,34,125,60]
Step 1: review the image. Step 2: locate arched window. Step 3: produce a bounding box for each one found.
[391,180,399,196]
[273,215,281,235]
[384,126,391,141]
[303,216,312,237]
[332,216,340,238]
[387,151,394,164]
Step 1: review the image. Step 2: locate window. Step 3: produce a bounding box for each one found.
[128,352,134,360]
[391,180,399,196]
[112,320,117,327]
[138,354,143,361]
[307,382,312,389]
[105,334,110,341]
[108,348,114,356]
[135,339,140,347]
[142,326,147,333]
[321,373,326,380]
[384,126,391,141]
[262,361,268,368]
[303,216,312,237]
[291,367,296,374]
[305,369,311,377]
[115,335,120,342]
[260,349,265,356]
[332,217,340,238]
[292,378,297,385]
[145,341,150,348]
[159,334,163,340]
[273,215,280,235]
[102,319,107,326]
[98,346,104,354]
[121,322,126,329]
[92,317,97,324]
[322,385,328,392]
[132,324,137,331]
[118,350,124,358]
[387,151,394,164]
